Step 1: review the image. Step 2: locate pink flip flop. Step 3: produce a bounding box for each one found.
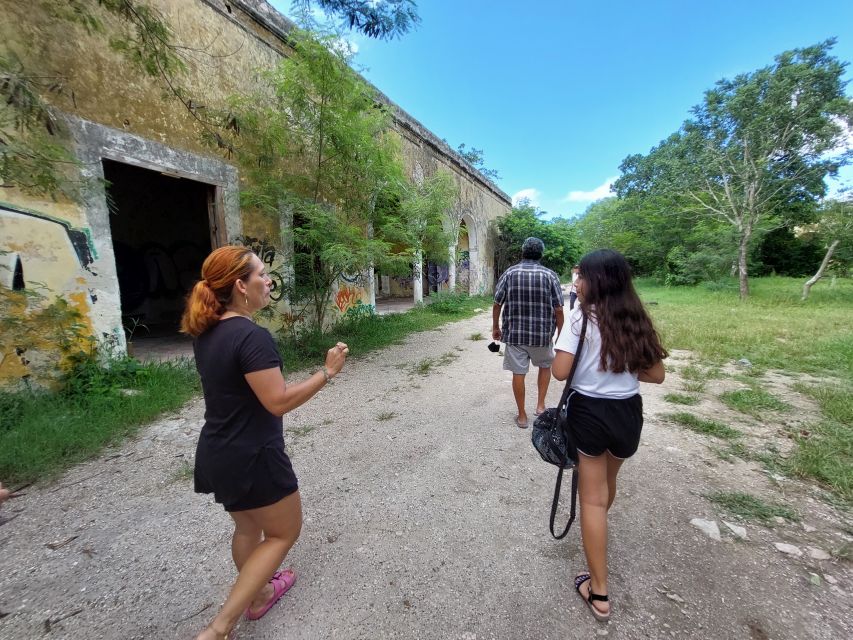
[245,569,297,621]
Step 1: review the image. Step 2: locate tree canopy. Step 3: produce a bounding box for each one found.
[494,200,582,278]
[613,40,852,297]
[291,0,420,39]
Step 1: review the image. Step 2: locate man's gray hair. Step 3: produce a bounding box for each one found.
[521,237,545,259]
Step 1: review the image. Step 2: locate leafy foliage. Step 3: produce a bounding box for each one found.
[455,142,500,181]
[494,200,582,277]
[613,40,853,296]
[291,0,420,39]
[2,0,201,198]
[217,30,424,328]
[0,283,94,386]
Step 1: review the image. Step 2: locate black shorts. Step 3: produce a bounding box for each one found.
[195,444,299,512]
[566,390,643,459]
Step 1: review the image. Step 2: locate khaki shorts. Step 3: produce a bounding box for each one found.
[503,344,555,375]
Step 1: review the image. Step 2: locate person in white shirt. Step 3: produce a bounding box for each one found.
[552,249,667,622]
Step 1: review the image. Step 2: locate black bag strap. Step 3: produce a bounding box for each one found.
[550,312,588,539]
[550,466,579,539]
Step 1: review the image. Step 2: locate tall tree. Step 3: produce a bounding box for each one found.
[291,0,420,39]
[614,40,853,298]
[220,30,405,328]
[378,171,456,303]
[493,200,581,277]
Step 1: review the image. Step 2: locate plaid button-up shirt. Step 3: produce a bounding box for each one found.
[494,260,564,346]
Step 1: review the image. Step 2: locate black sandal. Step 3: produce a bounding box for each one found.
[574,572,610,621]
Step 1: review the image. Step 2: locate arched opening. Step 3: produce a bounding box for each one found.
[460,212,479,295]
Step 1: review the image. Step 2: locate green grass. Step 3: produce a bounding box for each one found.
[683,380,707,393]
[637,276,853,379]
[665,412,743,440]
[0,359,199,484]
[664,393,701,405]
[680,364,706,381]
[642,277,852,504]
[787,383,852,503]
[720,387,789,416]
[706,490,800,523]
[288,425,315,439]
[277,295,491,372]
[469,332,484,341]
[377,411,396,421]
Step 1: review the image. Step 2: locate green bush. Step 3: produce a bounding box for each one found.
[664,246,731,286]
[426,291,470,314]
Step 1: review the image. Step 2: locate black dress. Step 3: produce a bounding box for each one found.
[193,317,298,511]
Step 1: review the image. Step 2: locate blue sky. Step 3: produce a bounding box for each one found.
[270,0,853,220]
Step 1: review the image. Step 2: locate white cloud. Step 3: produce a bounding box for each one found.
[563,177,618,203]
[512,188,541,206]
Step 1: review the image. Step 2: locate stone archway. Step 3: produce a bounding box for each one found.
[460,211,480,295]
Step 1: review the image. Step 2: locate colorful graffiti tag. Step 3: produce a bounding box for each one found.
[334,284,365,313]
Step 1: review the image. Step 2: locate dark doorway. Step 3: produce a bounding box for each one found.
[103,159,213,338]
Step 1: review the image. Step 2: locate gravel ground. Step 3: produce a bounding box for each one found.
[0,309,850,640]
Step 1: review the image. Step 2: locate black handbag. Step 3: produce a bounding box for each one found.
[531,313,588,539]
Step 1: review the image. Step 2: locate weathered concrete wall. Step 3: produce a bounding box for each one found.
[0,0,510,383]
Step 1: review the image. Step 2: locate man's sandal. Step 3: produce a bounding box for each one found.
[574,572,610,622]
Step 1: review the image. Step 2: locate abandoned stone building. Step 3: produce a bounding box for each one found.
[0,0,510,382]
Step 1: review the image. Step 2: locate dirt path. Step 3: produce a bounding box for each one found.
[0,310,850,639]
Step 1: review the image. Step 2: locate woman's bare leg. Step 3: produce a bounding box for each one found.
[197,490,303,640]
[577,453,613,616]
[230,510,263,570]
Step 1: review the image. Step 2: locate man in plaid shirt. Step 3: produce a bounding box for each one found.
[492,237,564,428]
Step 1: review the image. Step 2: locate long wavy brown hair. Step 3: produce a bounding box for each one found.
[180,246,255,337]
[577,249,668,373]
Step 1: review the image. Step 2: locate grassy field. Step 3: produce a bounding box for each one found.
[636,276,853,378]
[640,276,852,503]
[0,359,199,485]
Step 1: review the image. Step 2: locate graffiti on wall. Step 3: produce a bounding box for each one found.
[1,203,97,383]
[427,262,449,292]
[457,250,470,289]
[1,202,96,274]
[334,284,365,313]
[234,235,287,302]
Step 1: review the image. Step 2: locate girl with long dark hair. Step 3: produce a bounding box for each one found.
[552,249,667,621]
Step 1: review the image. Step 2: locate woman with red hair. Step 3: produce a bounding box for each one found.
[182,246,348,640]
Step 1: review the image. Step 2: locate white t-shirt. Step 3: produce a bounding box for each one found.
[554,306,639,399]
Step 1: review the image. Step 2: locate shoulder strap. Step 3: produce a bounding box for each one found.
[557,312,588,408]
[550,312,587,539]
[550,467,579,539]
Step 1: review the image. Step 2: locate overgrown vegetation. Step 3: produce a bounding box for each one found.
[639,277,853,378]
[0,356,198,484]
[643,278,851,502]
[707,491,800,524]
[276,294,488,373]
[788,383,852,502]
[493,200,582,278]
